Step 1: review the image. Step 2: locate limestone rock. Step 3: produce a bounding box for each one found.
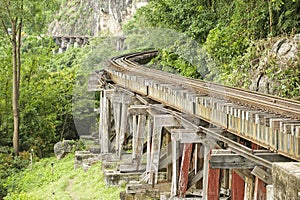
[249,35,300,96]
[48,0,148,36]
[54,140,72,159]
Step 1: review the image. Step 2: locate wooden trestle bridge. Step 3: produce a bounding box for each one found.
[87,50,300,200]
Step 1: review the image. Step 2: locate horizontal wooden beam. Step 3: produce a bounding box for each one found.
[171,129,205,143]
[210,153,258,169]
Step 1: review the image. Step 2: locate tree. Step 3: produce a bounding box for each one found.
[0,0,57,156]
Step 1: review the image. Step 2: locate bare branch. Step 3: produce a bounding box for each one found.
[1,19,12,42]
[3,0,13,24]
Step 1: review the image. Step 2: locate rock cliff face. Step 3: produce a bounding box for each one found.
[248,34,300,98]
[48,0,148,36]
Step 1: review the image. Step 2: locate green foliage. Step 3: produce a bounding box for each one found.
[3,154,124,200]
[0,34,86,158]
[0,147,31,198]
[17,37,80,157]
[272,0,300,34]
[129,0,220,43]
[149,49,203,79]
[127,0,300,97]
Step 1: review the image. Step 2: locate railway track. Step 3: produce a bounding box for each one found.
[89,50,300,199]
[110,50,300,120]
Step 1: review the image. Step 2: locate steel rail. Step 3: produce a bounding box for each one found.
[109,51,300,120]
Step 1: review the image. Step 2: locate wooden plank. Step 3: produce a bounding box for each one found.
[150,115,179,184]
[119,164,146,173]
[207,167,220,200]
[253,177,267,200]
[113,101,121,154]
[244,177,254,200]
[266,185,273,200]
[171,129,205,143]
[251,166,272,185]
[128,105,149,115]
[99,91,104,153]
[202,146,209,199]
[254,153,291,162]
[187,169,203,190]
[150,125,163,184]
[101,91,110,153]
[234,169,253,181]
[159,144,180,169]
[119,98,129,157]
[135,115,146,170]
[231,170,245,200]
[178,143,193,197]
[153,114,179,127]
[146,118,153,174]
[132,115,137,161]
[210,153,258,169]
[166,133,172,181]
[171,139,179,197]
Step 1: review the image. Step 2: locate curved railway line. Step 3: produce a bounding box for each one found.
[88,50,300,199]
[110,50,300,120]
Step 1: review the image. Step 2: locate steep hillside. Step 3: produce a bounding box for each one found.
[48,0,148,36]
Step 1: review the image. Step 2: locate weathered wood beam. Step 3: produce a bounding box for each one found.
[202,146,209,199]
[178,143,193,198]
[254,153,291,162]
[119,164,146,173]
[210,153,258,169]
[150,115,179,185]
[171,129,205,143]
[118,96,130,157]
[234,169,254,181]
[128,105,149,115]
[187,169,203,190]
[251,166,272,185]
[171,139,179,197]
[159,145,180,169]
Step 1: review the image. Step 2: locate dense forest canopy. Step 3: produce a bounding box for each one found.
[126,0,300,97]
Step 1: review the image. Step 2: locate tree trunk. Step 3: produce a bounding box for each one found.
[268,0,273,36]
[12,22,20,156]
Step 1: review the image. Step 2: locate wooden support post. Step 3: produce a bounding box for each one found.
[167,133,172,181]
[150,115,179,185]
[132,115,137,160]
[150,125,163,184]
[171,138,179,197]
[244,177,254,200]
[266,185,273,200]
[231,170,245,200]
[119,96,129,157]
[133,115,146,170]
[146,118,153,174]
[112,94,122,154]
[99,91,104,153]
[207,164,220,200]
[254,177,267,200]
[202,145,209,199]
[178,143,193,198]
[101,90,111,153]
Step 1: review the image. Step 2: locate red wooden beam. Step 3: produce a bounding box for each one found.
[178,143,193,197]
[208,167,220,200]
[254,177,267,200]
[231,170,245,200]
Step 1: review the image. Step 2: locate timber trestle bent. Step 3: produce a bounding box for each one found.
[87,51,300,199]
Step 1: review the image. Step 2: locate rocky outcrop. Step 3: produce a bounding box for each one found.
[48,0,148,36]
[249,34,300,98]
[54,140,72,159]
